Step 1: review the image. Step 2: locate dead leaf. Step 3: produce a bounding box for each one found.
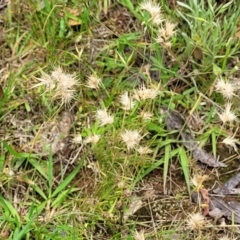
[123,198,143,222]
[66,8,82,26]
[235,29,240,38]
[193,147,226,167]
[208,208,224,222]
[193,47,203,61]
[191,174,208,190]
[200,188,210,216]
[213,172,240,195]
[235,17,240,38]
[165,108,226,167]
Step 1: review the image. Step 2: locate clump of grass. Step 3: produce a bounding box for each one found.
[1,0,240,239]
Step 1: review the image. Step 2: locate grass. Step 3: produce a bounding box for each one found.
[1,0,240,239]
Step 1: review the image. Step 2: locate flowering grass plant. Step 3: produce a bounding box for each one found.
[0,0,240,239]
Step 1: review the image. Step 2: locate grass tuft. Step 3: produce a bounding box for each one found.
[1,0,240,239]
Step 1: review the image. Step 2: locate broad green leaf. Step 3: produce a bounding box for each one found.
[217,0,233,14]
[59,17,65,38]
[213,64,222,75]
[26,201,46,219]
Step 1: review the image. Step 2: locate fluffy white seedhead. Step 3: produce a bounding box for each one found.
[72,134,83,144]
[84,134,100,144]
[140,0,163,25]
[33,67,77,105]
[137,146,153,155]
[156,20,177,43]
[52,67,77,91]
[134,230,145,240]
[218,103,236,124]
[140,111,153,120]
[119,92,135,110]
[222,136,238,152]
[86,74,102,89]
[186,213,206,230]
[96,109,114,126]
[120,130,141,150]
[133,84,158,101]
[34,72,56,91]
[215,77,235,99]
[165,20,177,38]
[53,89,75,105]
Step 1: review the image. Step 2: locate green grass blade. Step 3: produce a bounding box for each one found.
[163,144,170,194]
[52,163,82,198]
[13,214,37,240]
[31,184,47,200]
[211,131,217,158]
[28,158,48,181]
[132,148,179,188]
[3,142,37,158]
[51,188,79,208]
[48,150,53,197]
[178,147,190,195]
[132,159,164,189]
[0,195,21,227]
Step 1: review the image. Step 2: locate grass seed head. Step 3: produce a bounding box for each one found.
[84,134,100,144]
[134,230,145,240]
[34,72,56,91]
[140,0,163,25]
[53,89,75,105]
[133,84,158,101]
[222,136,238,151]
[86,74,102,89]
[215,77,235,99]
[186,212,206,230]
[165,20,177,38]
[96,109,114,126]
[137,146,153,155]
[162,41,172,48]
[52,67,77,91]
[119,92,135,110]
[218,103,236,124]
[72,134,83,144]
[156,20,177,42]
[121,130,141,150]
[140,111,153,120]
[34,67,77,105]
